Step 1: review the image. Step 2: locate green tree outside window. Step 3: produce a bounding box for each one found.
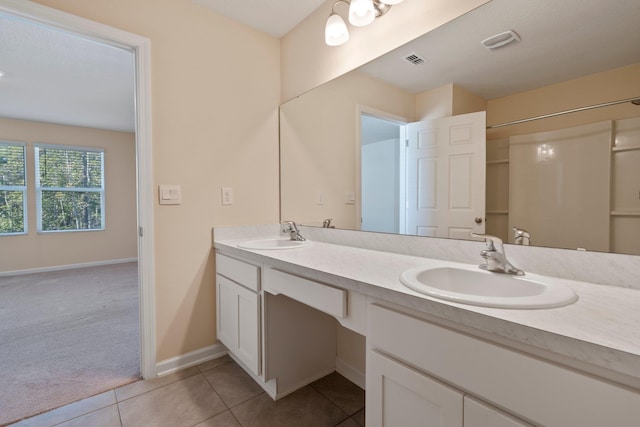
[0,143,27,235]
[35,145,105,232]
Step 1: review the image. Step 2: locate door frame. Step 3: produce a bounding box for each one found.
[355,105,408,232]
[0,0,156,378]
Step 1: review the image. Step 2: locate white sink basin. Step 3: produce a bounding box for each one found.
[237,237,311,250]
[400,266,577,309]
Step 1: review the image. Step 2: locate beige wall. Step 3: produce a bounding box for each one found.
[281,0,491,101]
[0,117,137,272]
[280,71,415,229]
[487,63,640,139]
[33,0,281,361]
[416,84,487,120]
[416,84,454,120]
[453,85,488,116]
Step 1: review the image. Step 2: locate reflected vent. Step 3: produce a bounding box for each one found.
[403,52,425,65]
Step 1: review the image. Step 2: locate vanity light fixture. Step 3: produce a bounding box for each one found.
[325,0,403,47]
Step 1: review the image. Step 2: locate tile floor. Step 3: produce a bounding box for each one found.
[10,355,365,427]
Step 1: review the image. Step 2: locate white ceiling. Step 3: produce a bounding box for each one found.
[0,0,638,133]
[0,14,135,132]
[192,0,327,38]
[360,0,640,99]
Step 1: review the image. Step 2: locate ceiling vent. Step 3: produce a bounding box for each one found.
[481,30,521,50]
[403,52,426,65]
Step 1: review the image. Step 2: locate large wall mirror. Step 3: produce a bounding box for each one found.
[280,0,640,255]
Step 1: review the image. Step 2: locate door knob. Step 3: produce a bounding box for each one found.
[475,217,483,224]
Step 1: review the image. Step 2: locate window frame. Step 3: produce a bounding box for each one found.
[34,143,106,234]
[0,141,28,236]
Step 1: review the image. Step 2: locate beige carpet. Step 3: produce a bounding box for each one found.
[0,262,140,426]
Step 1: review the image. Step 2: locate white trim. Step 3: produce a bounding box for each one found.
[336,357,366,390]
[0,0,156,379]
[156,343,228,377]
[0,258,138,277]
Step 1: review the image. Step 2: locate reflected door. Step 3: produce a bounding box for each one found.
[405,112,486,239]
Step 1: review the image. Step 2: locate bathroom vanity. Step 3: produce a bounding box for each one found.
[213,225,640,427]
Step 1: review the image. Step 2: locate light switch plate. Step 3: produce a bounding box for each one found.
[159,185,181,205]
[222,187,234,205]
[316,191,325,205]
[345,191,356,205]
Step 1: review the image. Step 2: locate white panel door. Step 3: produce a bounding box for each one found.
[464,396,531,427]
[367,350,463,427]
[406,112,486,239]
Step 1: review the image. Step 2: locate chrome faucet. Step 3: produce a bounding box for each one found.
[512,226,531,245]
[322,218,335,228]
[471,233,524,276]
[282,221,305,241]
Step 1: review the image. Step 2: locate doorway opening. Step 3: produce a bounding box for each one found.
[0,1,154,423]
[358,109,487,239]
[360,114,406,234]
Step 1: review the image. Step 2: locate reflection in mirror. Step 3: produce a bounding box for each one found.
[280,0,640,255]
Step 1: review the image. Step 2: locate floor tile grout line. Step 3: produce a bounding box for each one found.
[308,383,366,417]
[49,403,118,427]
[195,355,233,374]
[196,358,234,375]
[116,396,124,427]
[44,390,117,426]
[114,368,203,404]
[200,368,266,410]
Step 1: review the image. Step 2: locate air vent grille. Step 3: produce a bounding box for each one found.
[403,53,425,65]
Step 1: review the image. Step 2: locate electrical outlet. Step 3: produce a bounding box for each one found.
[222,187,233,205]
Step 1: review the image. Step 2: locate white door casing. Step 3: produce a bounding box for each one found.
[0,0,155,378]
[406,111,486,239]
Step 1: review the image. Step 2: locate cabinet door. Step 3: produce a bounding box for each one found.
[367,350,463,427]
[464,396,531,427]
[217,275,237,349]
[235,282,260,375]
[216,274,260,375]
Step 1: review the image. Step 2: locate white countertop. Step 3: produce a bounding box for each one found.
[214,232,640,388]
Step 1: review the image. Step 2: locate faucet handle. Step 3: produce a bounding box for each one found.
[470,233,503,252]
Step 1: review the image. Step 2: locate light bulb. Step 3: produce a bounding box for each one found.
[379,0,404,4]
[325,13,349,46]
[349,0,375,27]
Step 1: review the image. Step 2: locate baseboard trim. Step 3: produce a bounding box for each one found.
[0,258,139,277]
[336,357,366,390]
[156,343,227,377]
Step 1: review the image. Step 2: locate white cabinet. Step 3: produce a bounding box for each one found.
[367,350,463,427]
[464,396,531,427]
[367,348,529,427]
[216,254,260,376]
[367,303,640,427]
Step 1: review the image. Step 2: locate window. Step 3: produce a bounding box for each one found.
[0,142,27,235]
[35,144,105,232]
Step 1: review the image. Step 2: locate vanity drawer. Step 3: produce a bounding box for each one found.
[216,253,260,292]
[263,268,346,319]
